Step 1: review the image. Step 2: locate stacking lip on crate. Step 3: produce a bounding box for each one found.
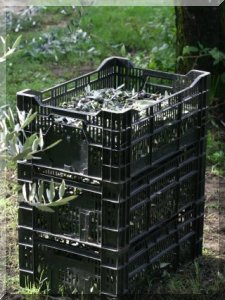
[17,57,210,297]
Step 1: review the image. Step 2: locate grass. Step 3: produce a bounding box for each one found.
[207,130,225,177]
[0,168,19,294]
[6,6,175,107]
[162,258,225,295]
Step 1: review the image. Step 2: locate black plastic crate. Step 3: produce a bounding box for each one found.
[18,145,207,296]
[17,57,209,297]
[18,141,206,247]
[17,57,209,178]
[18,200,204,296]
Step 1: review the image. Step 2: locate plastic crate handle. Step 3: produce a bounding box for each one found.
[97,56,134,70]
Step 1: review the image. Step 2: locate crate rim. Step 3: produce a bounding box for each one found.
[16,56,210,116]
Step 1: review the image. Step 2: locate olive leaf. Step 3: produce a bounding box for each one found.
[159,263,170,269]
[20,180,78,213]
[1,36,6,55]
[0,106,62,163]
[33,204,54,213]
[0,35,22,62]
[47,195,76,207]
[43,139,62,151]
[46,179,55,203]
[59,180,65,199]
[21,110,37,129]
[22,184,28,202]
[29,182,36,203]
[60,84,165,113]
[23,133,38,150]
[32,137,40,152]
[16,107,26,126]
[37,180,44,203]
[12,35,22,50]
[39,128,44,150]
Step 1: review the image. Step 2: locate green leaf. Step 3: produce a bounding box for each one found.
[47,195,77,207]
[44,139,62,151]
[159,263,170,269]
[21,111,37,129]
[38,181,44,203]
[39,129,44,149]
[12,35,22,49]
[1,36,6,55]
[209,48,225,65]
[116,84,125,91]
[29,183,36,203]
[59,180,65,199]
[182,45,199,55]
[10,135,18,155]
[22,184,28,202]
[0,36,5,45]
[120,44,126,56]
[5,131,16,144]
[32,138,40,152]
[177,56,184,63]
[16,107,26,125]
[12,149,33,161]
[197,42,204,50]
[23,133,38,150]
[34,204,54,213]
[5,107,15,129]
[5,48,16,58]
[24,153,35,160]
[46,179,55,203]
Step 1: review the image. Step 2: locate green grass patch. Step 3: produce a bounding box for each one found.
[6,6,176,107]
[207,130,225,177]
[145,256,225,295]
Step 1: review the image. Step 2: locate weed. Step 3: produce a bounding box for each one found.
[207,131,225,176]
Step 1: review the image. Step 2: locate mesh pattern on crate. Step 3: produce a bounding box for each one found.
[32,190,102,244]
[19,245,33,271]
[129,145,201,240]
[128,206,196,291]
[36,243,100,294]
